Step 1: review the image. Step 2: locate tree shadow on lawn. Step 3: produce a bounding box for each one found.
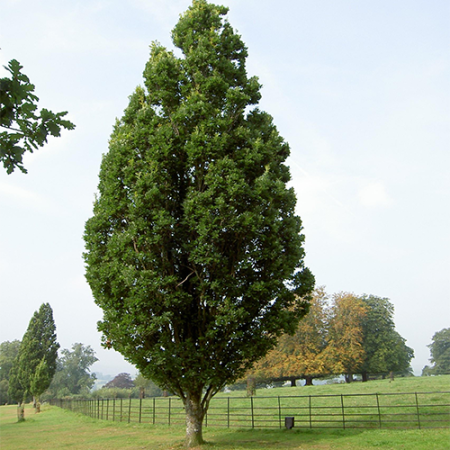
[198,427,366,449]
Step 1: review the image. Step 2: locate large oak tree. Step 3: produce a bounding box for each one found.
[423,328,450,375]
[326,292,367,382]
[83,1,314,446]
[358,295,414,381]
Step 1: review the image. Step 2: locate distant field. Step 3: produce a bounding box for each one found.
[220,373,450,397]
[1,375,450,450]
[58,374,450,430]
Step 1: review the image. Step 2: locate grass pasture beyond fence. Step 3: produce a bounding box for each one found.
[2,403,450,450]
[51,390,450,431]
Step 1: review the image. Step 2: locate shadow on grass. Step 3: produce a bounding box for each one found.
[199,427,366,449]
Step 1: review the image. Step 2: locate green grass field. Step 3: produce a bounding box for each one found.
[1,376,449,450]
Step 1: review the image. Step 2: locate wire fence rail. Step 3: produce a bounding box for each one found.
[50,391,450,430]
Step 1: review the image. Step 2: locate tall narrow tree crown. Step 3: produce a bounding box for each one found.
[8,303,59,403]
[84,1,314,445]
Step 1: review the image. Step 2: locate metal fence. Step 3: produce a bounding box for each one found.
[50,391,450,430]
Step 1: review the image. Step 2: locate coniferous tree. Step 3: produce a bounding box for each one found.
[0,340,21,404]
[8,303,59,409]
[83,1,314,446]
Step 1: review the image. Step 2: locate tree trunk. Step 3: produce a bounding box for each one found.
[17,403,25,422]
[290,378,297,387]
[246,377,256,396]
[362,372,368,382]
[304,376,314,386]
[185,394,205,448]
[345,373,353,383]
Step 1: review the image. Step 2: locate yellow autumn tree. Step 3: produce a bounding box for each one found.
[325,292,368,382]
[249,287,331,386]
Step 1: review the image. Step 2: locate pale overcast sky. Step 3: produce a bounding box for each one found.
[0,0,448,377]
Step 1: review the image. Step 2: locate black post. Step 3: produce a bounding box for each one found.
[309,395,312,428]
[341,395,345,430]
[376,393,382,428]
[415,393,421,429]
[153,397,156,425]
[168,397,171,426]
[278,396,282,429]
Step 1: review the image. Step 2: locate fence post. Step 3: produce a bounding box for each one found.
[153,397,156,425]
[97,398,100,420]
[251,396,254,429]
[139,398,142,424]
[309,395,312,429]
[341,395,345,430]
[227,397,230,429]
[120,398,123,422]
[128,397,132,423]
[376,393,382,428]
[106,399,109,421]
[278,396,282,429]
[168,397,171,426]
[113,398,115,422]
[415,393,421,429]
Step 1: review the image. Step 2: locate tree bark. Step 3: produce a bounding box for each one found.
[304,376,314,386]
[290,378,297,387]
[185,394,205,448]
[17,403,25,422]
[362,372,368,382]
[246,377,256,396]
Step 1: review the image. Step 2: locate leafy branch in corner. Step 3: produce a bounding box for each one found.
[0,59,75,174]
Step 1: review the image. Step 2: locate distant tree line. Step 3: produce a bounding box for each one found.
[1,300,446,408]
[0,340,163,404]
[90,372,164,399]
[422,328,450,376]
[246,288,415,387]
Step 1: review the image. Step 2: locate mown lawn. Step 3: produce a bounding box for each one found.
[1,376,449,450]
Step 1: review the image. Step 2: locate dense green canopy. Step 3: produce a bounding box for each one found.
[83,0,313,446]
[424,328,450,375]
[47,343,98,398]
[359,295,414,380]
